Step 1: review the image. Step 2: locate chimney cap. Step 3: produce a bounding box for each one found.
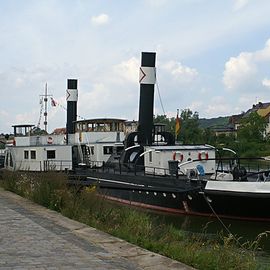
[67,79,78,89]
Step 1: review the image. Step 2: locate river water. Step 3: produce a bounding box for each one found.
[151,212,270,265]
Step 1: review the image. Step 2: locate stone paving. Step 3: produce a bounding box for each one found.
[0,188,194,270]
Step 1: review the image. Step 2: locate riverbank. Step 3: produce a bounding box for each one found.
[0,171,263,269]
[0,187,194,269]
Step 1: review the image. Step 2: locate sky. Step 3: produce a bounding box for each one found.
[1,0,270,133]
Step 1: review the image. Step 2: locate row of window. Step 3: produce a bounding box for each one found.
[24,150,36,160]
[24,150,56,160]
[103,146,123,155]
[86,146,113,155]
[23,146,122,161]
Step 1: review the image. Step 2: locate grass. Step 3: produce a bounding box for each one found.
[0,170,267,270]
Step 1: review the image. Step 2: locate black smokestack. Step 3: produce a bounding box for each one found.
[137,52,156,146]
[66,79,78,135]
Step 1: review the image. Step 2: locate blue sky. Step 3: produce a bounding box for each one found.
[1,0,270,133]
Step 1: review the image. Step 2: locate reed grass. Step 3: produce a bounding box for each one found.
[1,170,266,270]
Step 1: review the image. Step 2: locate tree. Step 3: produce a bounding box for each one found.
[201,127,216,145]
[178,109,203,144]
[237,112,267,143]
[31,127,48,136]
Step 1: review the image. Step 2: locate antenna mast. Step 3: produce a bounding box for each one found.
[39,83,52,133]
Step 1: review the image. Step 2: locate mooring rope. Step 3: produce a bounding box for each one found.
[202,191,242,247]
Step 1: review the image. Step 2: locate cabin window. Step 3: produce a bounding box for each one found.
[24,150,29,159]
[149,151,152,163]
[103,146,113,155]
[47,150,56,159]
[30,150,36,160]
[90,146,94,155]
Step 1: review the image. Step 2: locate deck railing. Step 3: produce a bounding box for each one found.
[79,157,270,180]
[78,160,174,178]
[12,160,73,172]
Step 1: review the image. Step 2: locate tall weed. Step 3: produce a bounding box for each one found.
[0,171,264,269]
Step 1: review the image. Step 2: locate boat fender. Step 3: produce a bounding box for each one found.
[173,151,183,162]
[198,151,208,161]
[196,164,205,176]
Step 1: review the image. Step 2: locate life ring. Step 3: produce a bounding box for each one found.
[198,151,208,161]
[47,136,53,144]
[173,151,183,162]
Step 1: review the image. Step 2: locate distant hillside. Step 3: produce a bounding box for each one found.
[199,116,230,129]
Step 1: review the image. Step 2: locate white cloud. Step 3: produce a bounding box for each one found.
[2,1,270,132]
[262,78,270,87]
[79,83,110,113]
[223,52,256,90]
[223,39,270,91]
[15,110,39,126]
[113,57,139,84]
[189,101,203,113]
[235,94,270,113]
[204,96,231,116]
[162,61,198,84]
[0,110,11,133]
[77,77,138,120]
[254,39,270,62]
[91,14,109,25]
[200,87,210,94]
[233,0,249,11]
[238,95,256,106]
[145,0,168,8]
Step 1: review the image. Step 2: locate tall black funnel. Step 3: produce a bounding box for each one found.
[137,52,156,146]
[66,79,78,136]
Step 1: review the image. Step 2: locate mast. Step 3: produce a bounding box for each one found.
[44,83,48,133]
[39,83,52,133]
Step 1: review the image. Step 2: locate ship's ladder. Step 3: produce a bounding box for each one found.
[77,142,84,165]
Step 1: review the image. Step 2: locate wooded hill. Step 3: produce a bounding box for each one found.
[198,116,230,129]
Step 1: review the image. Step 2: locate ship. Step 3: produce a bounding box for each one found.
[4,52,270,222]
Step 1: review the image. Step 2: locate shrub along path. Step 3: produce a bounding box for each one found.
[0,187,194,270]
